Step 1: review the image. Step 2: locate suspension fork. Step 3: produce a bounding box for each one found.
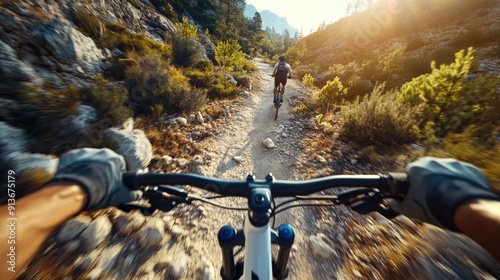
[273,224,295,279]
[218,226,244,280]
[217,174,295,279]
[217,223,295,280]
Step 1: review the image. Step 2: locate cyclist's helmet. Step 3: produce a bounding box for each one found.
[279,56,286,62]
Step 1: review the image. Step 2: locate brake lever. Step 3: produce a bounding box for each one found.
[117,185,191,216]
[145,185,190,212]
[117,203,158,216]
[337,188,399,219]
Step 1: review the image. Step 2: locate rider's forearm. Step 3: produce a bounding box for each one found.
[454,199,500,262]
[0,183,86,279]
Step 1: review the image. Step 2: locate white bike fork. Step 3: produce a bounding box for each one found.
[243,217,272,279]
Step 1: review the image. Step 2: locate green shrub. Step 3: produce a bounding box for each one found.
[284,40,307,68]
[107,57,137,80]
[150,0,178,21]
[174,87,209,113]
[171,17,202,67]
[344,76,373,101]
[176,17,198,38]
[215,40,246,72]
[294,103,314,118]
[125,53,171,115]
[323,62,376,96]
[466,73,500,125]
[81,74,132,125]
[328,62,360,83]
[19,85,80,117]
[341,84,418,146]
[302,73,315,88]
[378,43,406,76]
[125,54,205,114]
[171,32,202,67]
[399,47,499,139]
[193,60,214,72]
[150,104,164,119]
[313,77,346,112]
[185,68,240,99]
[241,59,257,72]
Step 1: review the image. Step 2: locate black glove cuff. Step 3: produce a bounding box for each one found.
[47,164,108,211]
[428,178,500,232]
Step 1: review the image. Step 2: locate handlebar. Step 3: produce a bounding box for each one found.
[121,172,408,278]
[123,172,408,197]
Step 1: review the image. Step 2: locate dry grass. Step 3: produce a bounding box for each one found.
[136,101,229,171]
[136,120,200,160]
[429,126,500,193]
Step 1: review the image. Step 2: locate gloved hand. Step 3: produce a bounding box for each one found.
[49,148,142,211]
[393,157,499,231]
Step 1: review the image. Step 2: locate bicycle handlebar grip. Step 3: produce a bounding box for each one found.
[386,172,409,197]
[123,171,139,190]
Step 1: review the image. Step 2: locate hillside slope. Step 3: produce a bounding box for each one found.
[301,0,500,81]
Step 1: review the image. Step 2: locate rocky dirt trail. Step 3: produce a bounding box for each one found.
[19,59,328,280]
[182,58,332,279]
[20,59,500,280]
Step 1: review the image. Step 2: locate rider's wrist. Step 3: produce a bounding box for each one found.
[427,178,500,232]
[43,180,89,211]
[455,198,500,216]
[454,198,500,262]
[36,182,87,217]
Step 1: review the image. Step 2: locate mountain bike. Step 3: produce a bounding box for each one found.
[120,171,408,280]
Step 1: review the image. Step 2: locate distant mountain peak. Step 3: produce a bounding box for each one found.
[244,4,297,36]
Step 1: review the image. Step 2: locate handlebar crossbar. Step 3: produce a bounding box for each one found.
[123,172,406,197]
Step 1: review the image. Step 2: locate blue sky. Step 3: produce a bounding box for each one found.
[246,0,352,34]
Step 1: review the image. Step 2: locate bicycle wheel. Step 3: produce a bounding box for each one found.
[275,90,280,120]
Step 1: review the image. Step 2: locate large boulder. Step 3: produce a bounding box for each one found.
[0,40,42,93]
[13,153,59,175]
[0,121,28,159]
[59,105,97,137]
[31,21,103,75]
[0,121,58,174]
[143,10,177,34]
[198,33,216,62]
[104,127,153,171]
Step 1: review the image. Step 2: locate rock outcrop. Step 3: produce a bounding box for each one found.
[104,120,153,171]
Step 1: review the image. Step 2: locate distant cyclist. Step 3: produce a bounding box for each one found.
[271,56,292,104]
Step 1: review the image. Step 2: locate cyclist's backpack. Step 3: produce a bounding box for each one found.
[276,62,288,77]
